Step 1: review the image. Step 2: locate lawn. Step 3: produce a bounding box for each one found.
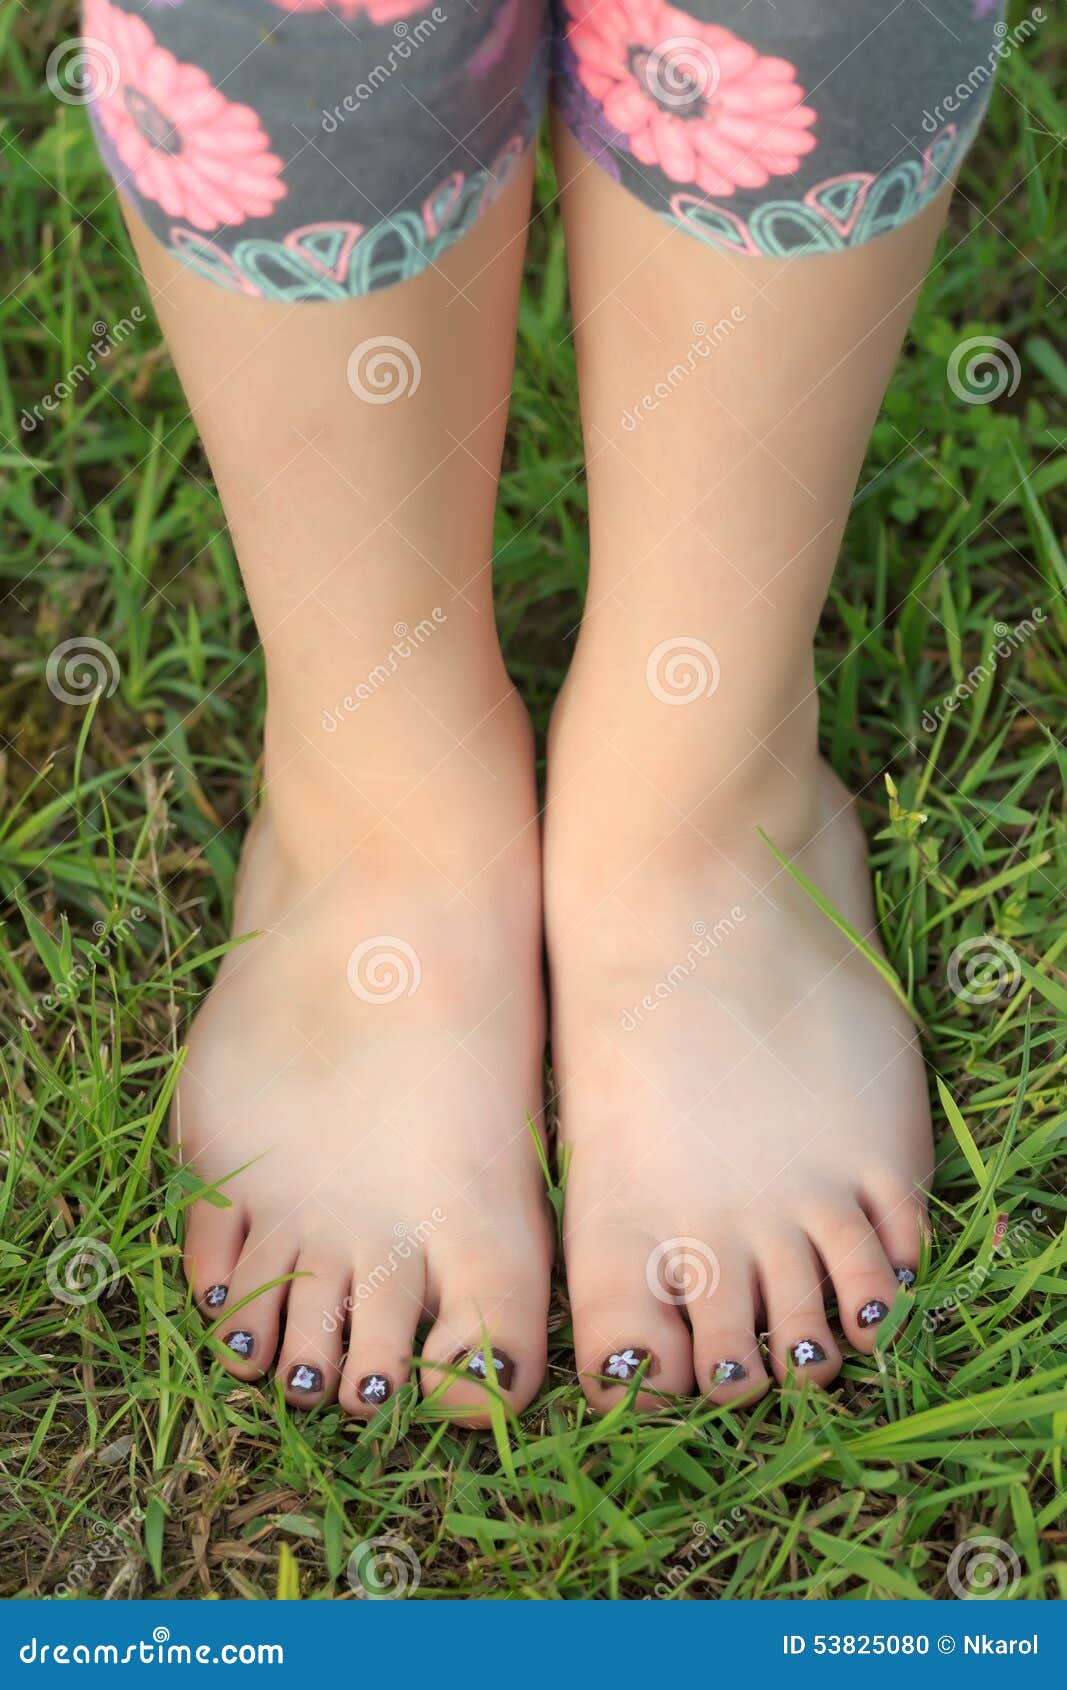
[0,1,1065,1601]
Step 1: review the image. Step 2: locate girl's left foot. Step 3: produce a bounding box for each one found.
[546,730,932,1412]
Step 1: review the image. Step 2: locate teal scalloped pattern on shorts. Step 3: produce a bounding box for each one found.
[670,125,975,259]
[166,143,525,302]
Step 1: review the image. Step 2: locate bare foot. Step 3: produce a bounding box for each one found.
[176,691,552,1425]
[547,730,931,1412]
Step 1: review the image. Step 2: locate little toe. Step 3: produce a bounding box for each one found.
[420,1255,547,1426]
[213,1230,296,1382]
[339,1249,425,1420]
[761,1233,841,1388]
[275,1258,348,1407]
[184,1200,245,1317]
[807,1200,900,1354]
[687,1251,769,1406]
[570,1234,695,1412]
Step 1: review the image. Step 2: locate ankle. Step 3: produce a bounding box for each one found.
[256,679,539,889]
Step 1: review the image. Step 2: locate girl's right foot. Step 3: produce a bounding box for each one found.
[178,684,553,1426]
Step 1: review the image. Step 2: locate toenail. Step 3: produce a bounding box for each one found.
[712,1359,747,1386]
[358,1373,391,1406]
[896,1265,917,1288]
[288,1363,323,1393]
[454,1348,515,1390]
[858,1299,889,1328]
[603,1347,652,1383]
[204,1284,228,1309]
[791,1339,826,1367]
[224,1330,255,1358]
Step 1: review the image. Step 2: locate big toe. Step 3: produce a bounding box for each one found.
[420,1242,548,1427]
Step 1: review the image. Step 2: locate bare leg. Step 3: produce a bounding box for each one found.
[547,127,945,1409]
[132,164,553,1421]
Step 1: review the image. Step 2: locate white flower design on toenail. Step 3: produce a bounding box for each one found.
[358,1374,390,1404]
[289,1363,322,1393]
[468,1350,499,1377]
[225,1330,254,1358]
[457,1348,516,1389]
[858,1299,889,1328]
[346,936,422,1004]
[791,1339,825,1367]
[896,1266,917,1288]
[605,1348,648,1380]
[713,1360,747,1386]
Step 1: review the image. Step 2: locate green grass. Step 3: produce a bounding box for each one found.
[1,3,1065,1601]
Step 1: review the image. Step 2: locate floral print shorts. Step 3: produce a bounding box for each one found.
[81,0,1007,301]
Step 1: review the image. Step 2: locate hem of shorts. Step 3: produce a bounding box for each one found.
[145,133,536,303]
[553,102,994,262]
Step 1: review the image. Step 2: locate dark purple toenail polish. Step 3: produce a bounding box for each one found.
[454,1348,515,1390]
[204,1284,227,1309]
[224,1330,254,1358]
[896,1265,917,1288]
[791,1339,826,1367]
[712,1359,747,1386]
[288,1364,322,1393]
[858,1299,889,1328]
[603,1347,651,1383]
[358,1373,391,1406]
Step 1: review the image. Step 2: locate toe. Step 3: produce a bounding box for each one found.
[807,1199,900,1354]
[339,1247,425,1420]
[687,1247,769,1406]
[213,1229,296,1382]
[275,1258,348,1407]
[420,1248,548,1426]
[863,1176,928,1292]
[184,1200,245,1317]
[570,1232,695,1413]
[760,1230,841,1388]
